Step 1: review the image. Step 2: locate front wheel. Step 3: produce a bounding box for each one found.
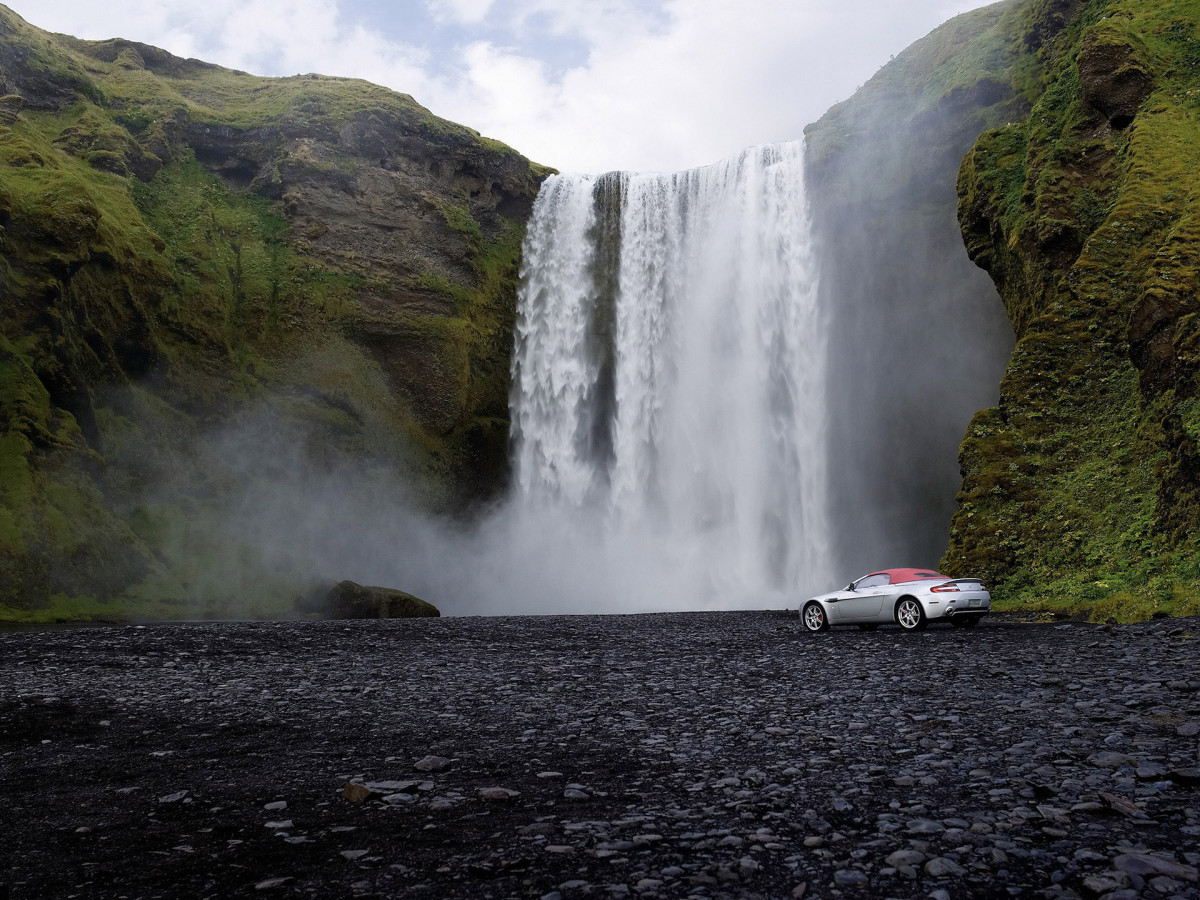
[802,601,829,633]
[951,615,980,629]
[895,597,927,632]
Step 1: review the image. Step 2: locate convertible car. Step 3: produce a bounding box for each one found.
[799,568,990,632]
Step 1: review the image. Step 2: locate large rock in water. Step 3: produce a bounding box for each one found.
[319,581,440,619]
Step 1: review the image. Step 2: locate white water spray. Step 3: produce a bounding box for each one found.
[510,142,833,609]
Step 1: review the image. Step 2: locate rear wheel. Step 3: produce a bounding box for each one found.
[895,597,927,632]
[951,615,980,629]
[802,601,829,633]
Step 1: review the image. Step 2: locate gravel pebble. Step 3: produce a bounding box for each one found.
[2,611,1198,899]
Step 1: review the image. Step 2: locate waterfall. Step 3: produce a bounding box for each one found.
[511,142,832,605]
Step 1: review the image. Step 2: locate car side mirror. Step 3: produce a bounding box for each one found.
[846,583,856,591]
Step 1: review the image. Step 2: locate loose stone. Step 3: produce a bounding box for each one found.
[833,869,868,886]
[414,756,452,772]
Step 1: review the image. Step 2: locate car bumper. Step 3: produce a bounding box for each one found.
[927,593,991,619]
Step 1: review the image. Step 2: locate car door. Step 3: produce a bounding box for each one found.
[834,573,889,621]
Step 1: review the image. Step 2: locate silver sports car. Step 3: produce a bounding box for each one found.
[800,568,991,632]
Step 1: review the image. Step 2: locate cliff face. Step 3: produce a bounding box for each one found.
[945,0,1200,616]
[803,1,1030,576]
[0,5,549,617]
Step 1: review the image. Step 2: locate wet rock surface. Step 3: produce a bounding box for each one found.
[1,612,1198,899]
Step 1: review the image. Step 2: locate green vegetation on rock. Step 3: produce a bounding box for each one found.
[944,0,1200,622]
[0,3,549,619]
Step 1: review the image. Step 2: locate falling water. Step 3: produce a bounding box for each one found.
[511,142,833,606]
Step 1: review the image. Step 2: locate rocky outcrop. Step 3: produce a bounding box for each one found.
[0,91,20,123]
[944,0,1200,611]
[1077,26,1154,129]
[0,4,549,617]
[306,580,441,619]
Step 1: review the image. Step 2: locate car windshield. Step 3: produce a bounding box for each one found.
[854,574,889,589]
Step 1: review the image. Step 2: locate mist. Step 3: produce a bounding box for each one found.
[120,145,833,617]
[806,68,1021,577]
[122,108,1016,616]
[120,402,800,617]
[108,11,1027,616]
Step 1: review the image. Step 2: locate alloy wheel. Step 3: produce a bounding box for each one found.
[897,598,925,631]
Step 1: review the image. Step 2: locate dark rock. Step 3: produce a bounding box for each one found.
[1099,792,1149,819]
[5,612,1200,898]
[477,787,519,801]
[885,849,926,868]
[1077,27,1153,128]
[1113,852,1198,882]
[833,869,868,886]
[924,857,966,877]
[307,580,439,619]
[254,877,293,890]
[1082,872,1130,895]
[0,92,21,124]
[1087,751,1134,769]
[364,780,419,793]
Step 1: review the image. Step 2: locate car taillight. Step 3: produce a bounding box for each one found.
[930,582,960,593]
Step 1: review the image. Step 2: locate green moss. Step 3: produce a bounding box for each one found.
[434,196,485,248]
[128,153,370,353]
[0,336,71,557]
[0,595,137,624]
[945,0,1200,621]
[0,6,105,106]
[390,203,527,485]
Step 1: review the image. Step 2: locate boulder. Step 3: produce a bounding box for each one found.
[0,93,22,124]
[301,580,440,619]
[1077,27,1153,128]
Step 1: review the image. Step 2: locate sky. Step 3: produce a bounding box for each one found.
[10,0,997,174]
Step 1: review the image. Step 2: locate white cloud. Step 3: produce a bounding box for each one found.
[7,0,997,173]
[507,0,670,44]
[428,0,496,26]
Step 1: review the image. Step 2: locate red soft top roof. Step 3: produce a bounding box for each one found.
[874,568,947,584]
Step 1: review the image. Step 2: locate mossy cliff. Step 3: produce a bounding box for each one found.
[0,5,550,619]
[943,0,1200,617]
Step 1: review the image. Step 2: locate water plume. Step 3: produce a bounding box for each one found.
[505,142,834,610]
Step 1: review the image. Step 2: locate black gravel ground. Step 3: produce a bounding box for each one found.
[1,612,1198,900]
